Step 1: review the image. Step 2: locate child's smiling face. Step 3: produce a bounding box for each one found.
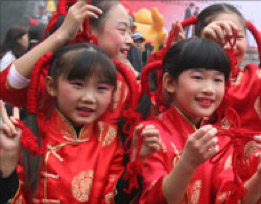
[168,68,225,125]
[47,74,114,127]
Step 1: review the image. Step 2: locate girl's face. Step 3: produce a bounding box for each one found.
[17,33,29,50]
[47,74,114,127]
[94,4,133,59]
[167,68,225,125]
[207,13,247,66]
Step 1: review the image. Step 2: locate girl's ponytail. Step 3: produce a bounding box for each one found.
[22,53,53,198]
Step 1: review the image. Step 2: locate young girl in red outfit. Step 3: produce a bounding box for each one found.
[0,42,159,203]
[193,3,261,185]
[138,38,261,204]
[0,43,122,203]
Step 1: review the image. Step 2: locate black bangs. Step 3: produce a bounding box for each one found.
[163,38,231,81]
[66,49,117,86]
[49,43,117,88]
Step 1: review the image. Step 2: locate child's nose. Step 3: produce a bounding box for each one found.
[202,82,215,95]
[82,91,95,103]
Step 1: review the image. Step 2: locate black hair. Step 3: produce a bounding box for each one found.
[163,38,230,81]
[89,0,120,32]
[49,43,117,88]
[162,38,230,81]
[23,43,117,198]
[195,3,246,37]
[0,25,28,59]
[138,38,230,119]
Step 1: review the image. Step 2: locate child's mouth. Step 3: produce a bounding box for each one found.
[77,107,94,117]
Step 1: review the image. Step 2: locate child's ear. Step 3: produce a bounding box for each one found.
[46,76,57,97]
[162,72,176,94]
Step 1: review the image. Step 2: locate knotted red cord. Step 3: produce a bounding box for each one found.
[211,108,261,203]
[113,59,143,192]
[123,127,143,193]
[12,119,43,155]
[27,52,53,114]
[45,0,98,45]
[247,20,261,65]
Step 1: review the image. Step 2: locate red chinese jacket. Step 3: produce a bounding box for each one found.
[139,106,241,204]
[11,108,124,204]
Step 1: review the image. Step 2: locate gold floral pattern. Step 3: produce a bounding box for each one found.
[102,126,117,146]
[72,171,94,202]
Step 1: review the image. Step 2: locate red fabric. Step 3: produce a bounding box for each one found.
[13,119,43,155]
[11,109,124,204]
[139,106,242,204]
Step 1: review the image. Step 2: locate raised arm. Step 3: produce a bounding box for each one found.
[163,125,218,204]
[13,1,102,81]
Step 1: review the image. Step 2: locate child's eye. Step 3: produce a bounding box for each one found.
[97,85,111,92]
[71,81,84,88]
[214,78,224,83]
[191,75,203,80]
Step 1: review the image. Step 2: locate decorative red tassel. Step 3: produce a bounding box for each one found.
[12,119,43,155]
[210,108,261,202]
[122,126,144,193]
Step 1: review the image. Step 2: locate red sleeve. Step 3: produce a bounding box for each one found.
[0,64,28,108]
[140,176,168,204]
[228,64,261,131]
[139,149,170,204]
[102,144,125,204]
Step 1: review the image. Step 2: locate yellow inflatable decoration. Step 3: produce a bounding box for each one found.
[134,7,167,51]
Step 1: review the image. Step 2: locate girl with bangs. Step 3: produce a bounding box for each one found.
[138,38,261,204]
[0,42,158,203]
[0,43,122,203]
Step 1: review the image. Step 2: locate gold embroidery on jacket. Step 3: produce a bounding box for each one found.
[102,126,117,146]
[112,80,123,109]
[224,155,232,170]
[190,180,202,204]
[254,96,261,119]
[98,122,105,142]
[244,141,257,158]
[72,170,94,202]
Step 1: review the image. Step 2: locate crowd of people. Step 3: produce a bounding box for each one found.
[0,1,261,204]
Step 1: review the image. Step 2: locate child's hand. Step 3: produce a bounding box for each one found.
[201,20,238,45]
[0,101,21,177]
[132,124,160,161]
[170,21,185,45]
[181,125,219,171]
[57,1,103,41]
